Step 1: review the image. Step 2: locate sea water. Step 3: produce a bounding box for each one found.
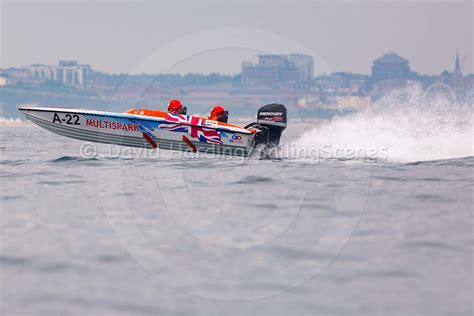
[1,87,473,315]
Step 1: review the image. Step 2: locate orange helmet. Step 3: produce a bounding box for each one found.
[167,99,183,114]
[209,105,226,121]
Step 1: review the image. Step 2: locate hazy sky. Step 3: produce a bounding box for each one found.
[1,0,472,75]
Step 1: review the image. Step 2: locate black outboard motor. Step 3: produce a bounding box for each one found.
[245,103,287,149]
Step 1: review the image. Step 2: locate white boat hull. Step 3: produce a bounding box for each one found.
[19,107,255,156]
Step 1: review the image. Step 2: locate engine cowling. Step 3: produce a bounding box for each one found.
[246,103,287,149]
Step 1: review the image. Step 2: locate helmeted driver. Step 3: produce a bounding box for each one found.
[167,99,187,115]
[209,105,228,123]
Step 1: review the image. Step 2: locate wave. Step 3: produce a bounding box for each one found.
[294,84,473,163]
[50,156,100,163]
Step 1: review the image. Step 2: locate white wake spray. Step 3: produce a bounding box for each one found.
[294,84,473,163]
[0,117,24,125]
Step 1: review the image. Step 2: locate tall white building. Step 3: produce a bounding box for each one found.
[27,60,91,86]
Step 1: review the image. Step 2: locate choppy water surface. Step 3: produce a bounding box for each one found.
[1,114,472,315]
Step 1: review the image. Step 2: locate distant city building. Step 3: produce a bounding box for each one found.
[371,51,411,82]
[287,54,314,81]
[1,60,93,87]
[334,95,372,110]
[0,76,7,86]
[451,52,463,90]
[29,64,57,81]
[28,60,91,86]
[314,72,369,96]
[371,79,416,99]
[1,68,31,81]
[242,54,314,87]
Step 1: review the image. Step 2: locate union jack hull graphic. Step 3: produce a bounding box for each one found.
[159,123,223,144]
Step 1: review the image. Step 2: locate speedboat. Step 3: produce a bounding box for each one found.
[18,103,287,157]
